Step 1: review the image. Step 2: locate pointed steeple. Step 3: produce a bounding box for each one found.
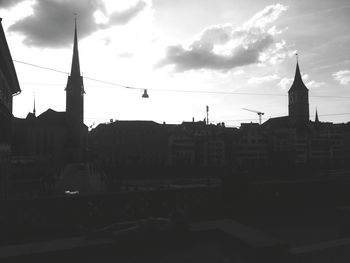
[65,15,86,162]
[66,15,84,123]
[70,16,81,79]
[33,93,36,117]
[288,53,310,124]
[315,108,319,123]
[289,54,308,92]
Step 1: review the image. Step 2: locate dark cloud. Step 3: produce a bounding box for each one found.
[157,4,288,72]
[0,0,24,8]
[104,1,147,27]
[158,32,274,71]
[8,0,147,48]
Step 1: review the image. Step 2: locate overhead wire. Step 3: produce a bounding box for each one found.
[13,59,350,99]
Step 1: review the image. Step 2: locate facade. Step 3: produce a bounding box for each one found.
[169,132,196,166]
[12,110,68,163]
[232,123,268,168]
[169,121,227,167]
[0,18,21,198]
[89,120,229,169]
[89,120,169,166]
[308,120,350,166]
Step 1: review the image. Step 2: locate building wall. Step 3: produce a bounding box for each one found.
[0,19,20,199]
[233,125,268,168]
[169,133,196,166]
[89,121,169,167]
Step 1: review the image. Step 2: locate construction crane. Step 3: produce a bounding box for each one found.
[242,108,265,125]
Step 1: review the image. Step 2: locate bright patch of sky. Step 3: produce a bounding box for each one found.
[1,0,349,127]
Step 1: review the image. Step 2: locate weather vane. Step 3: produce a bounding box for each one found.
[295,51,299,62]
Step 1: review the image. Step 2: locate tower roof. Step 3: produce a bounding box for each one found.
[33,94,36,117]
[70,17,81,78]
[315,108,319,123]
[289,60,308,92]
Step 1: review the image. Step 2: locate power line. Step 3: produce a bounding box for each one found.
[13,59,350,99]
[13,60,68,75]
[13,59,136,90]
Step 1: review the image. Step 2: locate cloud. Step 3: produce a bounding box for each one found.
[278,74,323,89]
[157,4,289,72]
[248,74,280,84]
[8,0,148,48]
[306,80,325,88]
[0,0,24,8]
[104,1,147,26]
[333,70,350,85]
[233,69,245,75]
[278,77,293,89]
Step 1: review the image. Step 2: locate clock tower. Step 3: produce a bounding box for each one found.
[288,59,309,124]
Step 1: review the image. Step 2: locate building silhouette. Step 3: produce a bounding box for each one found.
[88,58,350,181]
[9,19,88,197]
[262,60,350,168]
[12,19,87,164]
[0,18,21,199]
[65,17,86,162]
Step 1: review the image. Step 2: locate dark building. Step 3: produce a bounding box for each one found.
[232,123,268,169]
[257,59,310,131]
[288,59,309,124]
[12,19,87,164]
[12,109,68,163]
[0,18,21,199]
[9,19,88,198]
[89,120,169,167]
[169,121,228,167]
[262,59,350,168]
[88,120,232,187]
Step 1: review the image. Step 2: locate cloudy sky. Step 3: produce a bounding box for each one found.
[1,0,349,127]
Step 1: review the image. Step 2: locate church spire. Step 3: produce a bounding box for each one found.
[290,53,308,92]
[33,93,36,117]
[66,15,84,124]
[288,53,310,124]
[315,108,319,123]
[70,15,81,78]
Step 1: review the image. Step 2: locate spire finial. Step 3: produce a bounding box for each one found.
[73,13,78,31]
[293,51,303,84]
[73,13,78,38]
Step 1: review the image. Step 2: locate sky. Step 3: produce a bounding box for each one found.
[1,0,349,128]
